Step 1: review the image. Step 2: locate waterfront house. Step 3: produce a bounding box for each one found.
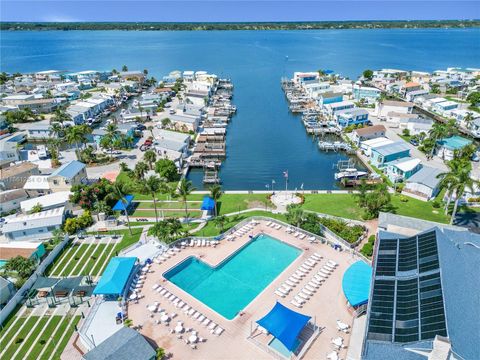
[405,89,429,102]
[375,100,413,119]
[403,165,443,201]
[304,82,331,97]
[352,84,382,102]
[401,81,422,96]
[399,117,433,135]
[384,157,422,183]
[0,162,39,191]
[20,191,71,213]
[2,206,65,241]
[436,135,473,161]
[47,160,87,192]
[25,121,54,140]
[434,100,459,115]
[335,108,369,127]
[293,72,319,85]
[154,129,191,145]
[0,133,22,168]
[350,125,387,145]
[370,141,410,168]
[360,137,394,156]
[324,100,354,117]
[23,175,51,197]
[0,189,29,214]
[318,92,344,106]
[154,138,188,166]
[168,114,199,132]
[385,111,419,126]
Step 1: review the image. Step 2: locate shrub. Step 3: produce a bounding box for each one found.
[318,217,365,244]
[360,235,376,258]
[63,211,94,235]
[432,200,441,208]
[399,195,409,202]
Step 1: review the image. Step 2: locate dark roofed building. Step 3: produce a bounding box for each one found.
[362,227,480,360]
[83,327,156,360]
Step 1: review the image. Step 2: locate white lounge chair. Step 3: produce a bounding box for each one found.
[266,221,272,226]
[327,260,338,267]
[291,300,302,308]
[314,252,322,259]
[285,280,296,287]
[305,284,316,292]
[214,327,224,335]
[197,315,205,322]
[298,234,306,240]
[311,278,323,286]
[298,292,309,300]
[310,254,321,261]
[302,288,313,296]
[281,284,292,292]
[288,276,300,283]
[305,259,316,267]
[278,287,289,295]
[202,318,211,326]
[294,295,305,304]
[319,270,330,277]
[322,266,333,273]
[193,312,201,319]
[275,290,285,297]
[208,322,217,330]
[292,273,303,280]
[188,309,195,316]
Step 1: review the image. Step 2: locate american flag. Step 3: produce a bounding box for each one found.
[283,170,288,179]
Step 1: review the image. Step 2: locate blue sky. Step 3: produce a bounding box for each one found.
[1,1,479,22]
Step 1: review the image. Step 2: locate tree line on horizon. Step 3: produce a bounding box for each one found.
[1,20,479,31]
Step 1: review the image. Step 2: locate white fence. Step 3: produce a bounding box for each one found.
[0,235,71,325]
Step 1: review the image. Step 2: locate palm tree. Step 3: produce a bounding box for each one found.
[427,122,448,158]
[50,122,64,139]
[209,184,223,216]
[134,161,149,180]
[286,204,305,228]
[178,178,196,219]
[93,200,110,221]
[213,215,227,232]
[51,108,71,125]
[463,112,474,130]
[437,159,478,223]
[144,150,157,170]
[105,123,119,138]
[142,176,162,222]
[167,218,183,239]
[148,221,171,243]
[65,125,84,152]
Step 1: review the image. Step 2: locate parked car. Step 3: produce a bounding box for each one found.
[136,124,147,131]
[409,139,419,146]
[472,152,480,162]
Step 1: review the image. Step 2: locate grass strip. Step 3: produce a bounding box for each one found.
[51,316,81,360]
[2,316,39,359]
[59,244,89,276]
[13,317,49,360]
[27,316,62,360]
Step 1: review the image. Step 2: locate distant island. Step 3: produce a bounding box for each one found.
[1,20,479,31]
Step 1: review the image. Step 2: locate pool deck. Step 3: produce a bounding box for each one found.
[128,220,364,360]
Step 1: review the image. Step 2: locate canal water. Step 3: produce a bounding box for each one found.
[2,28,478,189]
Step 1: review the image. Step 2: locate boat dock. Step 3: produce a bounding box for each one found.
[318,141,355,153]
[187,78,236,183]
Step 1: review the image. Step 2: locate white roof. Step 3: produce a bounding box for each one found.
[2,207,64,233]
[361,137,394,148]
[23,175,50,190]
[394,158,422,172]
[20,191,71,213]
[437,101,458,108]
[327,100,354,109]
[154,129,190,143]
[429,97,448,104]
[0,242,39,250]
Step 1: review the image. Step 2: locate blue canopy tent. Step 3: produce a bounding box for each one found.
[342,261,372,307]
[112,195,134,212]
[93,257,137,297]
[201,196,215,211]
[256,302,311,351]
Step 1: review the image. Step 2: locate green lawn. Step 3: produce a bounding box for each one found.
[301,194,363,220]
[135,201,201,209]
[300,193,449,223]
[197,211,287,237]
[51,316,81,360]
[13,317,50,360]
[0,316,26,350]
[81,244,107,275]
[59,244,89,276]
[45,242,79,276]
[90,244,115,275]
[132,210,202,218]
[27,316,63,360]
[2,316,39,359]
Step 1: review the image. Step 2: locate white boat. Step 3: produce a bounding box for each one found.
[334,168,368,180]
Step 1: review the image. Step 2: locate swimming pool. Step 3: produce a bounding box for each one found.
[164,233,301,319]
